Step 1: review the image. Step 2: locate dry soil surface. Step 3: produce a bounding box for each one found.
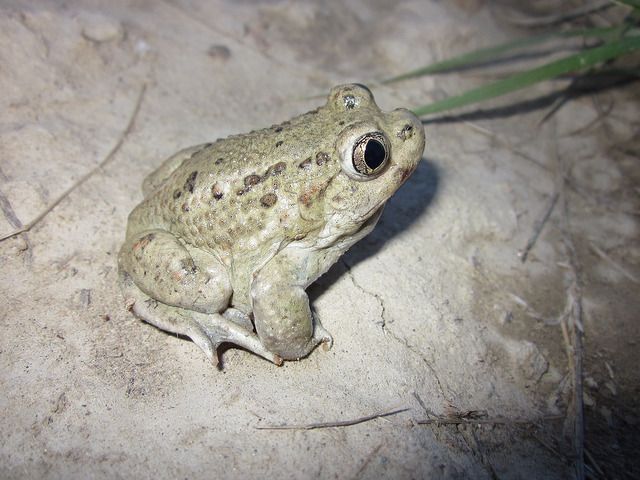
[1,1,639,479]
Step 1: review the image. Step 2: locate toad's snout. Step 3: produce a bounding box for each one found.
[391,108,425,144]
[389,107,425,173]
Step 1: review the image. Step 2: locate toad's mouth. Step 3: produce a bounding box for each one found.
[398,163,418,186]
[358,204,385,230]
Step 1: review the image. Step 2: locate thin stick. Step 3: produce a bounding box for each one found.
[416,415,562,426]
[533,434,571,463]
[467,427,499,480]
[412,391,430,415]
[508,291,560,324]
[566,277,586,480]
[519,191,560,263]
[255,407,409,431]
[584,447,606,478]
[589,242,639,283]
[572,297,585,480]
[558,148,586,480]
[0,83,147,242]
[564,97,615,137]
[0,190,23,230]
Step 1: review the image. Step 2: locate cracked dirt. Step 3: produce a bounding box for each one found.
[1,1,639,479]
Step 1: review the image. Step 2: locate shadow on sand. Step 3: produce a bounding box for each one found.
[308,156,440,301]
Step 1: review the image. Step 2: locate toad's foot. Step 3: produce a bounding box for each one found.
[121,273,282,366]
[312,314,333,351]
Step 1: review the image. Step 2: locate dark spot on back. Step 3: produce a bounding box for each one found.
[215,157,224,165]
[182,203,190,212]
[268,162,287,176]
[184,171,198,193]
[298,157,312,169]
[260,193,278,207]
[299,192,313,207]
[298,184,324,208]
[244,174,261,187]
[275,140,283,148]
[173,189,182,199]
[338,120,345,126]
[274,126,283,133]
[316,152,330,165]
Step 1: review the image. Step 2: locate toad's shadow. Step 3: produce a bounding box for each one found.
[308,157,440,302]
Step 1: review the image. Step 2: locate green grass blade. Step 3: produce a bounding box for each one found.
[412,34,640,117]
[613,0,640,10]
[382,26,622,84]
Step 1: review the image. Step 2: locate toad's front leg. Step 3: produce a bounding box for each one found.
[251,248,333,361]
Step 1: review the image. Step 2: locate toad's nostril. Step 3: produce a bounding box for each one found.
[397,123,414,141]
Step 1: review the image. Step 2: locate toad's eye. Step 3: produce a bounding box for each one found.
[352,132,390,176]
[337,124,392,180]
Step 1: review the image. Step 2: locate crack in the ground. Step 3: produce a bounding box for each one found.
[385,326,451,400]
[340,258,451,401]
[340,258,388,331]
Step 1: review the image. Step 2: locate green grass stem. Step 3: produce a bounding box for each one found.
[411,34,640,117]
[382,26,624,84]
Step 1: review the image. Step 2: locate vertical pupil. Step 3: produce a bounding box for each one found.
[364,139,385,170]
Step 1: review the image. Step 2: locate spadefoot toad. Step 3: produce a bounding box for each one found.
[119,84,425,365]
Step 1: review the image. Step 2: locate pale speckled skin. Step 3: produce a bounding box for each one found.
[118,84,425,365]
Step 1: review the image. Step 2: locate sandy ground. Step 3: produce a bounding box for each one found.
[1,0,638,478]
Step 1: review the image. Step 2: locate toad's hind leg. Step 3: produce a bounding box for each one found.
[118,229,230,314]
[120,271,282,366]
[118,229,283,365]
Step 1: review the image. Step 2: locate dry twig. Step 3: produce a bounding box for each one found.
[256,407,409,431]
[0,83,147,242]
[557,146,586,480]
[466,427,499,480]
[584,447,607,478]
[416,415,562,426]
[589,242,639,283]
[519,191,560,263]
[508,292,558,324]
[565,97,615,137]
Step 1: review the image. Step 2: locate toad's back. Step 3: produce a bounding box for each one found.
[127,105,347,260]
